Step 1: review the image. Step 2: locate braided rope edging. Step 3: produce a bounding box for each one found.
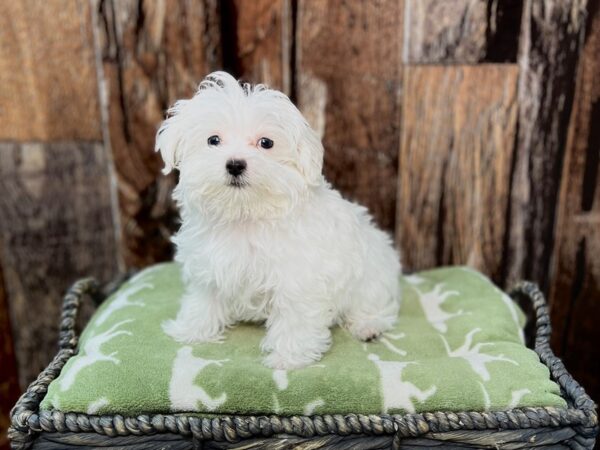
[8,279,599,449]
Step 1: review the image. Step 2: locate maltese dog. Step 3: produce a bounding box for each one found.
[156,72,401,369]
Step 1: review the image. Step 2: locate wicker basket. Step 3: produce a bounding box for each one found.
[9,277,598,449]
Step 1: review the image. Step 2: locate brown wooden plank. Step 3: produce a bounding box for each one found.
[0,142,120,388]
[548,0,600,410]
[506,0,588,290]
[0,1,101,141]
[222,0,292,93]
[403,0,487,63]
[296,0,403,231]
[396,65,519,282]
[93,0,222,268]
[0,263,20,450]
[403,0,523,63]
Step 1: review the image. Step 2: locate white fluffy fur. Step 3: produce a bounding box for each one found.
[157,72,402,369]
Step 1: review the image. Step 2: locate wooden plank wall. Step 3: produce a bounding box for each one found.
[0,0,119,391]
[548,0,600,408]
[0,1,598,448]
[296,1,403,230]
[397,65,519,281]
[94,0,221,267]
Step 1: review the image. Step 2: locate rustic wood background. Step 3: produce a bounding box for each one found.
[0,0,598,448]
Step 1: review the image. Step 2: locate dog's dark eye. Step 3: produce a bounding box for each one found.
[207,135,221,146]
[258,137,274,149]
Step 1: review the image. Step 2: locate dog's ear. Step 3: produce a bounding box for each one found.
[298,125,324,186]
[155,100,188,174]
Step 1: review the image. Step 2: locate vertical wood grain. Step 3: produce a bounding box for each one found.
[0,143,120,387]
[0,0,122,389]
[94,0,222,268]
[0,1,102,141]
[403,0,523,63]
[396,65,519,281]
[404,0,488,63]
[296,0,403,231]
[507,0,588,289]
[223,0,292,93]
[549,0,600,408]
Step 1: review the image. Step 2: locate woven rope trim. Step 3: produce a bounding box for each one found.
[8,278,599,449]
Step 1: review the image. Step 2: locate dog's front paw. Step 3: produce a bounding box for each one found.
[263,351,318,370]
[347,318,393,342]
[162,318,224,344]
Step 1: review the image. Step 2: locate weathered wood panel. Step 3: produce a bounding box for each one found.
[222,0,292,93]
[404,0,487,63]
[296,0,403,231]
[549,0,600,411]
[0,1,101,141]
[396,65,519,282]
[94,0,221,267]
[0,142,120,387]
[0,264,20,450]
[403,0,523,63]
[507,0,588,290]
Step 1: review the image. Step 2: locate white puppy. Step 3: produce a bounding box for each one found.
[157,72,401,369]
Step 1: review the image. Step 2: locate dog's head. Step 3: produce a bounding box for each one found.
[156,72,324,221]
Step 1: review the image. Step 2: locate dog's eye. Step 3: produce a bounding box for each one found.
[207,135,221,146]
[258,137,274,149]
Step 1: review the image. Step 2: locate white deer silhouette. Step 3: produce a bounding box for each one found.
[458,267,525,344]
[304,399,325,415]
[441,328,518,381]
[508,388,531,408]
[379,332,407,356]
[368,354,436,413]
[499,292,526,344]
[169,346,229,412]
[478,382,531,410]
[478,381,492,410]
[273,369,288,390]
[95,281,153,325]
[87,397,110,415]
[272,365,325,413]
[411,282,465,333]
[59,319,134,390]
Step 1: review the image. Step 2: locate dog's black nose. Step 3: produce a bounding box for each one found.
[226,159,247,177]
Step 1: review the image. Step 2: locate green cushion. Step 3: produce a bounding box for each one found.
[41,263,566,416]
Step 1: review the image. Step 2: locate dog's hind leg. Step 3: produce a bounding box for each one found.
[344,280,401,342]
